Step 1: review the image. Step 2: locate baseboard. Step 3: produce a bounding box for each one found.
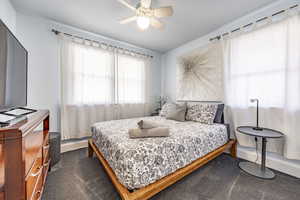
[237,145,300,178]
[61,139,88,153]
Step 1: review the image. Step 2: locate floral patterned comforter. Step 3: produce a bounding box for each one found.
[91,116,228,190]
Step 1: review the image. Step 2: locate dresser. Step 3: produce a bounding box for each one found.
[0,110,50,200]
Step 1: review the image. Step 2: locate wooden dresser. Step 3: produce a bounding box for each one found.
[0,110,50,200]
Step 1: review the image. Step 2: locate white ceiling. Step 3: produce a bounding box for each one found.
[11,0,277,52]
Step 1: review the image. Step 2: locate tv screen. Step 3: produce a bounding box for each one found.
[0,20,27,111]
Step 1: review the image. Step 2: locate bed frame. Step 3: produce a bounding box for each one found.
[88,139,237,200]
[88,101,237,200]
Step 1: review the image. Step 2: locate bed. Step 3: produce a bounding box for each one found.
[88,111,237,200]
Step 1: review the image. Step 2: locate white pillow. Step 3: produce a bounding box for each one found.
[166,103,187,122]
[160,102,186,118]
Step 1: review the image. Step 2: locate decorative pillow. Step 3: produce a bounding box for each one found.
[214,104,225,123]
[186,103,218,124]
[166,103,187,122]
[160,102,186,118]
[159,103,174,117]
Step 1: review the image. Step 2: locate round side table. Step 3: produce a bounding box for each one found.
[237,126,284,179]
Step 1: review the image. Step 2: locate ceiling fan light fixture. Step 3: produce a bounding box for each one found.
[118,0,173,30]
[137,16,150,30]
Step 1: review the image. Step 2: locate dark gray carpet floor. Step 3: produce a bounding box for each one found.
[42,148,300,200]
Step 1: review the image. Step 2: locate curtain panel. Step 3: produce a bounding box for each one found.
[60,36,151,140]
[223,14,300,160]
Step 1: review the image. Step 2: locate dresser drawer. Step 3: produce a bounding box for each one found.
[26,154,43,200]
[24,131,44,175]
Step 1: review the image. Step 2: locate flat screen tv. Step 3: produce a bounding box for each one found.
[0,19,28,111]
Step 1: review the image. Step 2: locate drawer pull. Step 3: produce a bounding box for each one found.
[31,166,43,177]
[43,145,50,150]
[36,190,42,200]
[43,160,51,167]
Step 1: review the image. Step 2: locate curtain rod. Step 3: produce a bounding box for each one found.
[209,4,299,41]
[51,29,153,58]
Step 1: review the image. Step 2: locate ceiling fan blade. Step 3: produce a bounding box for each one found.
[119,16,137,24]
[141,0,151,8]
[153,6,173,18]
[150,18,164,29]
[117,0,136,11]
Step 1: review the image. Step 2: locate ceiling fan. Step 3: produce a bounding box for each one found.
[118,0,173,30]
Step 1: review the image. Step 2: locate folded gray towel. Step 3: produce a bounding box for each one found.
[129,127,170,139]
[137,120,161,129]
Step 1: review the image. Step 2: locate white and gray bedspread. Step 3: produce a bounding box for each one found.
[91,116,228,190]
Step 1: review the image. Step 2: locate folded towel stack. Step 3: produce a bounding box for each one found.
[129,120,169,139]
[137,120,160,129]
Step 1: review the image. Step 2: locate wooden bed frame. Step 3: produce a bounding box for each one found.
[88,139,237,200]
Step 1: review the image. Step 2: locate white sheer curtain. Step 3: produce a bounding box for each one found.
[223,14,300,160]
[60,35,150,140]
[117,54,147,104]
[116,54,150,119]
[61,38,115,105]
[116,54,151,119]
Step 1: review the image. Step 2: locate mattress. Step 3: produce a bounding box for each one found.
[91,116,228,190]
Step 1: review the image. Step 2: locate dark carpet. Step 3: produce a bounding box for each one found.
[42,148,300,200]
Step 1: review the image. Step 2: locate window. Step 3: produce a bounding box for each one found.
[117,54,146,104]
[62,41,148,105]
[226,15,300,108]
[224,14,300,160]
[72,43,114,104]
[60,38,151,140]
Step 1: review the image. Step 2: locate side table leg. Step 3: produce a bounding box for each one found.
[238,136,275,179]
[261,137,267,172]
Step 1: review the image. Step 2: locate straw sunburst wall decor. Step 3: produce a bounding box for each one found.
[177,42,224,101]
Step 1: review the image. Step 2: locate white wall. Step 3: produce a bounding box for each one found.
[0,0,16,33]
[16,12,162,132]
[161,0,300,178]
